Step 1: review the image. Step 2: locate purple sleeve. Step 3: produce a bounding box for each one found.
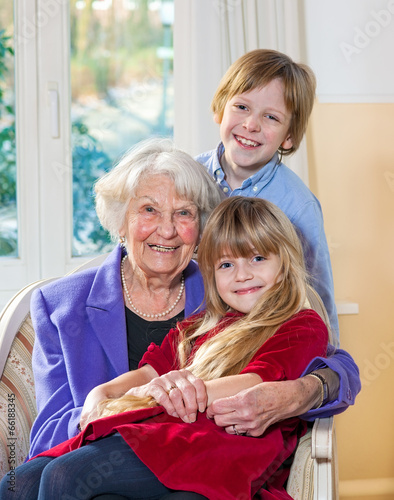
[299,344,361,420]
[29,289,82,459]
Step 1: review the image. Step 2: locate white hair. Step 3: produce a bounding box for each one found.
[95,138,223,240]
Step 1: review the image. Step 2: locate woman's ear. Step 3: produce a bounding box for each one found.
[118,224,126,241]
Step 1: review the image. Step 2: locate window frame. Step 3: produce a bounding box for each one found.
[1,0,80,308]
[0,0,41,308]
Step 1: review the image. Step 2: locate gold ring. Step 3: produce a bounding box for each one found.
[233,424,247,436]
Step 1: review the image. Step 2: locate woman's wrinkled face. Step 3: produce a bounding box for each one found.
[120,175,200,280]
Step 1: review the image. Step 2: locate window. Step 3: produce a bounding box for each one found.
[0,0,174,308]
[70,0,174,256]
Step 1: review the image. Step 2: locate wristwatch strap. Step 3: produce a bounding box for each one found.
[308,371,328,409]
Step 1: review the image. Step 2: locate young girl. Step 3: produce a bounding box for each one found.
[1,197,329,500]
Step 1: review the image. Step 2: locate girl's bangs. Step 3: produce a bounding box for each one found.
[210,218,278,263]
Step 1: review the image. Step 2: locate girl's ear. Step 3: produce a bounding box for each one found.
[281,134,293,150]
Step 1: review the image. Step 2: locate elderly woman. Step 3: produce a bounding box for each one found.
[24,139,358,500]
[28,139,223,462]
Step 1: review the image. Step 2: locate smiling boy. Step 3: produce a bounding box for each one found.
[196,49,339,339]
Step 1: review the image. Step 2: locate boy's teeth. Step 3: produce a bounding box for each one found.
[237,136,259,147]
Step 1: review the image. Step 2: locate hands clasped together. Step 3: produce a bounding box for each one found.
[80,369,319,438]
[126,369,207,424]
[80,369,207,431]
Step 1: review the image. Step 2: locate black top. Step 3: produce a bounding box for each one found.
[125,307,185,371]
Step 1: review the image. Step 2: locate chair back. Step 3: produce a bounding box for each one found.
[0,278,58,477]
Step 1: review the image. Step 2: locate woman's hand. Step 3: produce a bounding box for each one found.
[127,369,207,423]
[206,377,326,437]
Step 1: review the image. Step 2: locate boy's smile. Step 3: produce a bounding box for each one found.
[215,79,293,190]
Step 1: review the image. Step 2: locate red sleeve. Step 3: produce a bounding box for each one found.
[138,313,204,376]
[138,328,179,375]
[240,310,328,382]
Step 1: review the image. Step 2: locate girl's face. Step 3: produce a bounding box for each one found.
[214,248,282,313]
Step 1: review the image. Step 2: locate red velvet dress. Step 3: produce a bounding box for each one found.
[33,310,328,500]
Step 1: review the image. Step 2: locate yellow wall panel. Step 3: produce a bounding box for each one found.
[307,102,394,495]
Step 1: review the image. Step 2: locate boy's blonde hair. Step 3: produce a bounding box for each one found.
[97,197,330,417]
[211,49,316,156]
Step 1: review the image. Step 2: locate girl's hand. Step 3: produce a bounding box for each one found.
[79,364,161,430]
[79,385,109,431]
[127,369,207,423]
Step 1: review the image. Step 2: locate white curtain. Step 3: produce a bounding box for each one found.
[174,0,310,185]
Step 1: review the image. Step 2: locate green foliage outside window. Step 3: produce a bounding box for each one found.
[0,29,16,256]
[72,121,114,255]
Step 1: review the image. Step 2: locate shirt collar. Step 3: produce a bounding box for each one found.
[212,142,281,193]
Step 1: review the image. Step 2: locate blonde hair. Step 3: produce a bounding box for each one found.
[98,197,330,417]
[95,138,223,240]
[211,49,316,156]
[179,197,310,379]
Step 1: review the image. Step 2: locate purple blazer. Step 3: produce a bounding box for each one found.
[28,245,205,459]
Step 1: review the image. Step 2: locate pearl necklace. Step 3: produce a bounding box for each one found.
[121,256,185,319]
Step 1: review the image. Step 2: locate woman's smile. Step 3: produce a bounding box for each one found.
[147,243,180,253]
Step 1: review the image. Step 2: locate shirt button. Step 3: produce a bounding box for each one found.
[223,187,229,193]
[147,344,155,352]
[253,186,258,192]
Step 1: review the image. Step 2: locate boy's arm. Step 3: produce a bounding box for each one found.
[292,200,340,341]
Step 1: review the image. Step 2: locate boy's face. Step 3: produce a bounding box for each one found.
[215,79,293,187]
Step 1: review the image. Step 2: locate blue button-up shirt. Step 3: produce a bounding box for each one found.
[196,143,340,342]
